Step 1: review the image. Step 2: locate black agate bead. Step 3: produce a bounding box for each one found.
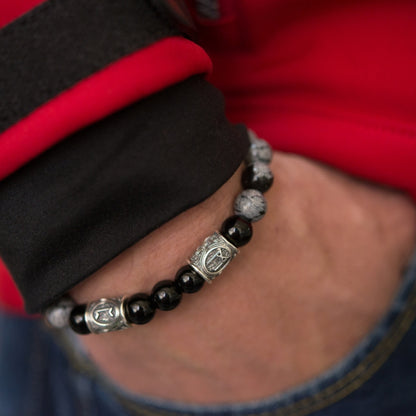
[221,215,253,247]
[152,280,182,311]
[175,266,205,293]
[69,304,91,335]
[124,293,155,325]
[242,162,274,193]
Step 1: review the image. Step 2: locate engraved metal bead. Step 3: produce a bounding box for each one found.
[234,189,267,222]
[84,297,130,334]
[189,232,238,283]
[44,296,76,329]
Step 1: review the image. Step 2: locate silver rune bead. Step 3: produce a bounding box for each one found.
[189,232,239,283]
[246,129,273,165]
[44,296,76,329]
[234,189,267,222]
[84,297,130,334]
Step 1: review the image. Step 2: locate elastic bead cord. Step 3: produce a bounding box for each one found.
[44,130,274,335]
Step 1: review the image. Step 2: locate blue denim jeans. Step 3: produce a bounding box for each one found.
[1,251,416,416]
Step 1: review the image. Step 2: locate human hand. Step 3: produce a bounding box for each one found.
[70,152,416,403]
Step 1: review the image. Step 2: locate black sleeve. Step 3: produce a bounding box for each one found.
[0,0,249,313]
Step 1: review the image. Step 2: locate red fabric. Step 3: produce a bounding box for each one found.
[0,262,24,314]
[0,35,211,310]
[0,0,46,28]
[198,0,416,198]
[0,0,47,313]
[0,37,211,180]
[0,4,211,312]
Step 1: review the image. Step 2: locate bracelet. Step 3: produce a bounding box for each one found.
[44,130,274,335]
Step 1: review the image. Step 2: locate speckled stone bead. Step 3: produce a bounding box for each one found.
[234,189,267,222]
[124,293,156,325]
[175,266,205,293]
[44,296,75,329]
[152,280,182,311]
[221,216,253,247]
[242,162,274,193]
[69,304,91,335]
[246,130,273,164]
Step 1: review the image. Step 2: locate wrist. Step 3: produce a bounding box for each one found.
[66,152,416,404]
[69,163,244,304]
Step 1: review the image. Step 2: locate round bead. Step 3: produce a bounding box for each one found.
[242,162,274,193]
[234,189,267,222]
[175,266,205,293]
[221,215,253,247]
[124,293,156,325]
[246,131,273,164]
[44,296,75,329]
[152,280,182,311]
[69,304,91,335]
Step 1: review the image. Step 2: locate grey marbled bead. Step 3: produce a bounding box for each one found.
[44,296,75,329]
[251,161,273,178]
[246,131,273,165]
[234,189,267,222]
[242,161,274,192]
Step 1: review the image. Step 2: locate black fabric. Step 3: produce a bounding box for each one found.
[0,0,177,132]
[0,76,249,313]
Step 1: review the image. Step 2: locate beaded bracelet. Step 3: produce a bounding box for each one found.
[44,130,274,335]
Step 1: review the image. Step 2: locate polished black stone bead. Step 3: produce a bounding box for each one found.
[221,215,253,247]
[175,266,205,293]
[151,280,182,311]
[124,293,156,325]
[242,163,274,192]
[69,304,90,335]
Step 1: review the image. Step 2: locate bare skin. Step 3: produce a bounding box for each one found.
[71,152,416,404]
